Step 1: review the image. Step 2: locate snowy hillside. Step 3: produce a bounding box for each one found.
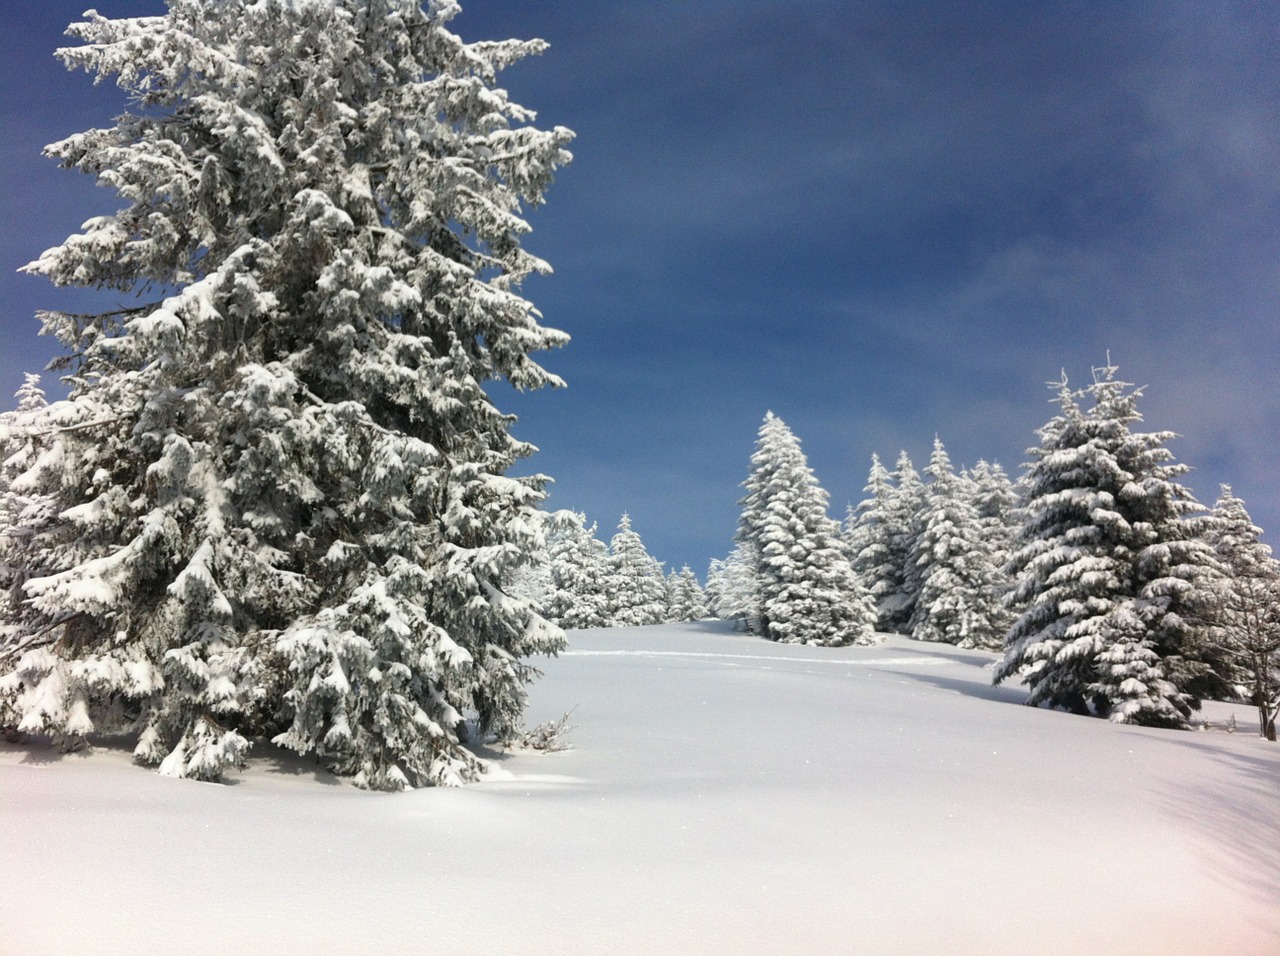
[3,621,1277,955]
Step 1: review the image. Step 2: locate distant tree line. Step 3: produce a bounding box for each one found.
[507,512,709,630]
[704,362,1280,739]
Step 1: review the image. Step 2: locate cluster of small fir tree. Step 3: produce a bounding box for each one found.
[732,413,878,646]
[835,362,1267,737]
[705,544,758,627]
[906,440,1013,650]
[606,515,668,626]
[539,511,612,629]
[526,511,705,629]
[844,446,1018,647]
[666,566,710,622]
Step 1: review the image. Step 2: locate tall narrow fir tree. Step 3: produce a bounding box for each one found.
[1206,486,1280,740]
[737,413,878,646]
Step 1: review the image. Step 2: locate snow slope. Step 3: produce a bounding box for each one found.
[3,622,1277,955]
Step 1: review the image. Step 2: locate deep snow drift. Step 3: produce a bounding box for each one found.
[3,621,1277,955]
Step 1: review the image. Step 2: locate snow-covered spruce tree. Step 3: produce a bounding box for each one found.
[844,453,903,632]
[543,511,611,630]
[605,514,668,627]
[706,543,759,629]
[908,439,1010,649]
[667,565,710,622]
[965,459,1021,576]
[0,378,52,608]
[866,451,928,634]
[504,515,554,616]
[0,376,61,714]
[704,558,726,618]
[1207,486,1280,740]
[995,364,1228,727]
[0,1,573,789]
[737,413,878,646]
[890,452,930,630]
[663,568,678,620]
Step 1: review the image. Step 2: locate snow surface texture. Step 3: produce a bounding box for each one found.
[3,622,1276,955]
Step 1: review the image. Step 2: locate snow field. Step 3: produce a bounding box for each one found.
[3,621,1277,955]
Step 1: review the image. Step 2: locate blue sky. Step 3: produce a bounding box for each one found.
[3,1,1277,573]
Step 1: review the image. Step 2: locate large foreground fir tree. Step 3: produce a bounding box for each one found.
[995,364,1227,727]
[0,0,573,789]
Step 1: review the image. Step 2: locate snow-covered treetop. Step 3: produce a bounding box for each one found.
[29,0,574,393]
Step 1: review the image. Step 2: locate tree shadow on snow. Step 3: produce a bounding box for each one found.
[888,641,1002,669]
[874,639,1031,706]
[255,741,343,785]
[2,735,70,766]
[881,666,1030,706]
[684,619,743,636]
[1153,735,1280,916]
[3,732,136,767]
[465,738,515,766]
